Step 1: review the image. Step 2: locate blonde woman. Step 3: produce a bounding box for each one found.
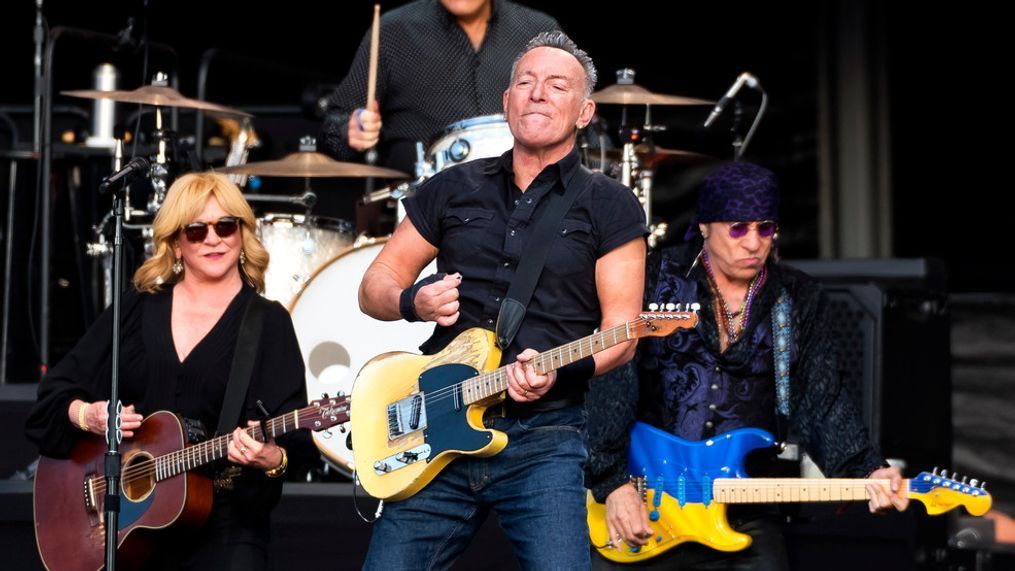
[27,173,308,570]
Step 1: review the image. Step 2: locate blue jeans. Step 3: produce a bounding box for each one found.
[363,405,590,571]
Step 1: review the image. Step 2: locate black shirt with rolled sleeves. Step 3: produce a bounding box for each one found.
[318,0,559,174]
[403,146,649,409]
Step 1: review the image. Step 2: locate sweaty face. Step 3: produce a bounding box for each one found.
[701,221,775,284]
[503,46,595,154]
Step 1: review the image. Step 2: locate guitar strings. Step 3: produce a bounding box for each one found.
[86,408,316,493]
[406,319,645,408]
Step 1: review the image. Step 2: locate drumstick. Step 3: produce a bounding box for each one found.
[366,4,380,108]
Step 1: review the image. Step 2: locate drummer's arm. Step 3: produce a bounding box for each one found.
[359,218,440,322]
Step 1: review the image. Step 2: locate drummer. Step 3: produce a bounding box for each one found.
[319,0,559,176]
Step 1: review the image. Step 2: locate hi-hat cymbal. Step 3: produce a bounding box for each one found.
[62,85,252,117]
[601,144,714,169]
[216,151,408,178]
[591,83,713,106]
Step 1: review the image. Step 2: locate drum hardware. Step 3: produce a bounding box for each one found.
[243,190,318,211]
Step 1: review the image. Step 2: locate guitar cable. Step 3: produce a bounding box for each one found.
[351,469,384,523]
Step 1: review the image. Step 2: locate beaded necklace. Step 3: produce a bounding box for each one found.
[701,250,766,344]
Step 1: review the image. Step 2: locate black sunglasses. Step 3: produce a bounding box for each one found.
[182,216,240,243]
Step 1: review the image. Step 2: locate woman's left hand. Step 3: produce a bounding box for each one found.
[226,421,283,470]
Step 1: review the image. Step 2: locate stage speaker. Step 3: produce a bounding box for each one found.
[784,258,951,474]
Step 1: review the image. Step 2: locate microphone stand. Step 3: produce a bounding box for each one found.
[731,101,744,161]
[737,85,768,161]
[102,173,133,571]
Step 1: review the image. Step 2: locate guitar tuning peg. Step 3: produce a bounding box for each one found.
[648,302,659,311]
[970,478,979,487]
[665,303,676,311]
[981,481,987,490]
[691,302,701,312]
[931,466,938,476]
[962,476,968,484]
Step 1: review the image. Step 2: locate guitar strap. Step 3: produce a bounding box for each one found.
[495,165,593,350]
[772,288,793,443]
[215,293,272,437]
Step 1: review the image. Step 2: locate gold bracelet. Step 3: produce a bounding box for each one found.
[264,447,288,478]
[76,401,90,432]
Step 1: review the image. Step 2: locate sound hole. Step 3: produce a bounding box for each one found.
[121,451,156,501]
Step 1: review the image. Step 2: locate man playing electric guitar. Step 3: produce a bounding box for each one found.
[586,162,908,570]
[357,31,648,570]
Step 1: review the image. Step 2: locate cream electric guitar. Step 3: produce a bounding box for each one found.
[351,309,699,502]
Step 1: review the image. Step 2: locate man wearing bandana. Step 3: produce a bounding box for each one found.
[587,162,908,570]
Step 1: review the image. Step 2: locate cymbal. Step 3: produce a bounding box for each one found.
[591,83,713,106]
[62,85,252,117]
[215,151,409,178]
[601,144,714,169]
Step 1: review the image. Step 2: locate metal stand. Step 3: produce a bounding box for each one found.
[101,180,130,571]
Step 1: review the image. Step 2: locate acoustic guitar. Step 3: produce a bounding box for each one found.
[34,397,349,571]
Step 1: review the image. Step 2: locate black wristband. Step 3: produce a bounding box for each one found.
[399,272,447,323]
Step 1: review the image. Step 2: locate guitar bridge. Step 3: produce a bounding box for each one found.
[387,393,429,440]
[373,445,433,475]
[83,475,99,512]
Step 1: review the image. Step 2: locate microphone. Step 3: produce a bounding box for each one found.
[99,156,150,191]
[703,72,759,128]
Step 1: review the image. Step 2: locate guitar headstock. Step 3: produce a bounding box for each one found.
[632,303,700,339]
[909,468,992,516]
[299,396,351,433]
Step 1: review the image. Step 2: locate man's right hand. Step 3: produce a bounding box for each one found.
[604,482,653,549]
[414,272,461,326]
[347,100,382,151]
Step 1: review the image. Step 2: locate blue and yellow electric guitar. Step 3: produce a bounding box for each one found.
[589,422,992,563]
[351,309,699,501]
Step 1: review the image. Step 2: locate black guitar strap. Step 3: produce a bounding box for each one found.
[495,165,593,350]
[215,293,271,437]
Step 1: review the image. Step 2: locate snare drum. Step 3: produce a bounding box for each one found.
[289,237,436,476]
[257,213,354,307]
[426,114,513,173]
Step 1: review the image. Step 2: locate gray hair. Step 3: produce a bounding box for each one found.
[509,31,598,98]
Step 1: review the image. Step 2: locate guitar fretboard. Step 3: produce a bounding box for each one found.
[712,478,898,504]
[154,409,303,481]
[460,320,636,405]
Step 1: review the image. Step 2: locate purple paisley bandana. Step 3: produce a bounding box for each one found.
[685,162,780,240]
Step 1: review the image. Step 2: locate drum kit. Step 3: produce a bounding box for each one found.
[65,69,716,478]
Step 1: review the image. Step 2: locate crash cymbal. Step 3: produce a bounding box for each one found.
[591,83,713,106]
[62,85,252,117]
[216,151,408,178]
[602,144,714,169]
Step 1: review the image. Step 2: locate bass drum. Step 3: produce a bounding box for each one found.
[289,237,436,477]
[426,114,513,173]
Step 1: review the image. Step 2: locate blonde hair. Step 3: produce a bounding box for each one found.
[133,172,268,293]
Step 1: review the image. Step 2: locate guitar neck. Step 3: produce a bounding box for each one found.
[154,407,307,482]
[462,321,634,405]
[712,478,902,504]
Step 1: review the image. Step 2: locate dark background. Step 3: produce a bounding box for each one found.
[1,0,1008,285]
